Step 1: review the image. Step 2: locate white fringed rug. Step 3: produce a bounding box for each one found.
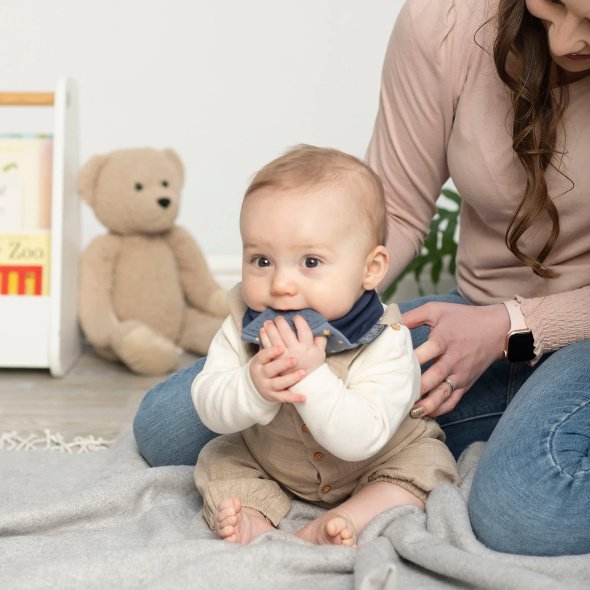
[0,430,114,453]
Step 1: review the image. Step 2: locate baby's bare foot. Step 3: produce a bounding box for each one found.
[296,513,357,547]
[324,516,357,546]
[214,497,274,544]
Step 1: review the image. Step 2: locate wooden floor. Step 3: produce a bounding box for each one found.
[0,346,198,441]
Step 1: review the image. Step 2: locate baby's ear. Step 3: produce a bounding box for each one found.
[362,245,390,291]
[78,154,109,207]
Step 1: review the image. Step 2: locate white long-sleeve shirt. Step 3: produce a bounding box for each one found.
[191,313,420,462]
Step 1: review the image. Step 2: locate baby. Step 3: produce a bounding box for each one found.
[193,145,458,546]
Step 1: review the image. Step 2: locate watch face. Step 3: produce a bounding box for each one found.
[507,331,535,362]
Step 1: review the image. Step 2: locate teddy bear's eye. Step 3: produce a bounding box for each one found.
[161,180,169,188]
[134,182,143,191]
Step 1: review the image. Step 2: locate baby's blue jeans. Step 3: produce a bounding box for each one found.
[132,292,590,557]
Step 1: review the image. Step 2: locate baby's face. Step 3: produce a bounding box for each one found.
[240,183,378,320]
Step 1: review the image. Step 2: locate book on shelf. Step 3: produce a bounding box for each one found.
[0,134,53,297]
[0,134,53,230]
[0,232,51,296]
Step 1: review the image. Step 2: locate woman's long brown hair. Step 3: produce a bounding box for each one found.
[493,0,569,278]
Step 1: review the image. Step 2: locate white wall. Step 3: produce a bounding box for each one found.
[0,0,404,285]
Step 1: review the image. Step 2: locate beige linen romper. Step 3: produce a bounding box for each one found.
[195,290,459,527]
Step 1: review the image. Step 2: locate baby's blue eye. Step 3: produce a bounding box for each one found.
[254,257,271,268]
[304,257,320,268]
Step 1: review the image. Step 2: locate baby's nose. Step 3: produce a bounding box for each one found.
[270,270,296,294]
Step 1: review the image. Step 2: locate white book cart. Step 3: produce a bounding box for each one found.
[0,78,81,376]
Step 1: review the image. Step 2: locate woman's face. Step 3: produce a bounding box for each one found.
[525,0,590,77]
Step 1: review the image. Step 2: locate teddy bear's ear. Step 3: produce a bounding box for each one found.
[78,154,109,207]
[162,148,185,187]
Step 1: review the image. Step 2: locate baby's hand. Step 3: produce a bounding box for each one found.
[262,315,327,375]
[249,343,307,404]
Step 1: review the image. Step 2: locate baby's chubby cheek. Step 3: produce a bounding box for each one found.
[241,283,266,312]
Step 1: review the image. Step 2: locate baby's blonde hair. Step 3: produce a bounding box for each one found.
[244,144,388,246]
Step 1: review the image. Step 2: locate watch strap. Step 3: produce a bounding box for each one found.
[503,299,528,332]
[502,299,536,362]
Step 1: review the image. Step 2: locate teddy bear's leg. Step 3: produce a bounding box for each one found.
[111,320,182,376]
[178,308,225,357]
[93,346,119,363]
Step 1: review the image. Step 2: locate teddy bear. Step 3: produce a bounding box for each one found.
[77,147,229,375]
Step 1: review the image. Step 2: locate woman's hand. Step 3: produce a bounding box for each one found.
[402,302,509,418]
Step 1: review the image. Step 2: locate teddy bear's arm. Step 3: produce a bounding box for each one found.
[79,234,122,348]
[166,226,229,318]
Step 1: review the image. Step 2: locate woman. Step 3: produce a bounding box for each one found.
[133,0,589,556]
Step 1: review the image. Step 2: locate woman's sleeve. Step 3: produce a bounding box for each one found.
[518,286,590,357]
[191,317,280,433]
[366,0,460,287]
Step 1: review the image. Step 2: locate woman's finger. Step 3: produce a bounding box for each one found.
[410,377,457,418]
[401,302,438,330]
[419,359,455,396]
[413,337,446,368]
[428,389,463,417]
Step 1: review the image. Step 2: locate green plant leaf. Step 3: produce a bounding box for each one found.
[384,188,461,301]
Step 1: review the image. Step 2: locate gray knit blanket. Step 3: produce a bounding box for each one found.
[1,427,588,589]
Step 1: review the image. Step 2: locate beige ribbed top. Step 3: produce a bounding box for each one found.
[367,0,590,357]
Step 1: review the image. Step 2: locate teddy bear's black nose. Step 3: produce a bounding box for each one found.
[157,198,171,209]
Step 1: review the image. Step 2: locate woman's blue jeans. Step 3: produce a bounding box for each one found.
[132,292,590,557]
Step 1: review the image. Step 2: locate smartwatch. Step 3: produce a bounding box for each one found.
[502,299,535,362]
